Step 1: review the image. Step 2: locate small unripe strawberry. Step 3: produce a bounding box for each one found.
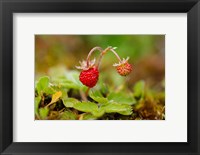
[79,67,99,88]
[116,62,132,76]
[113,57,132,76]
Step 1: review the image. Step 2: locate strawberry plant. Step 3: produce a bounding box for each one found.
[35,46,165,120]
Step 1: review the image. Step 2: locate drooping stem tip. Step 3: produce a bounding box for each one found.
[86,46,103,67]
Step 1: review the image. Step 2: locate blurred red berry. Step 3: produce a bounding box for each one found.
[113,57,132,76]
[79,67,99,88]
[116,62,132,76]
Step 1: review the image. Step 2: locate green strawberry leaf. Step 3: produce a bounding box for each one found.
[63,98,79,108]
[73,101,98,113]
[43,86,56,95]
[65,71,85,89]
[52,76,80,90]
[35,96,41,117]
[91,108,105,117]
[100,102,133,115]
[60,111,77,120]
[39,107,49,119]
[36,76,50,94]
[89,90,108,103]
[80,113,98,120]
[107,92,136,105]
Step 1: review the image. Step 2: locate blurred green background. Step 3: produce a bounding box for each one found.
[35,35,165,89]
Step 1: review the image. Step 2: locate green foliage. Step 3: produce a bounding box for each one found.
[63,98,79,108]
[72,101,132,118]
[74,101,98,113]
[133,80,145,99]
[107,92,136,105]
[49,68,87,91]
[35,96,41,118]
[35,74,165,120]
[39,107,49,119]
[89,90,108,103]
[60,111,77,120]
[80,113,97,120]
[101,102,132,115]
[36,76,50,95]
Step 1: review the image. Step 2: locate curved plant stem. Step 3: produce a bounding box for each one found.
[96,46,112,69]
[96,47,122,69]
[110,48,122,62]
[86,46,103,67]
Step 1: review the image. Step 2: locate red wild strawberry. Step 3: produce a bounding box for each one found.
[79,67,99,88]
[113,57,132,76]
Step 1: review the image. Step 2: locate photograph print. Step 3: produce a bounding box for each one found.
[35,35,165,120]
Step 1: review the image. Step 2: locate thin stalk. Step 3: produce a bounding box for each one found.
[110,48,122,61]
[46,101,55,108]
[85,87,90,97]
[80,90,88,101]
[96,46,112,69]
[86,46,103,67]
[96,47,122,69]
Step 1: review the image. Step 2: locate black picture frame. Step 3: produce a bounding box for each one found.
[0,0,200,154]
